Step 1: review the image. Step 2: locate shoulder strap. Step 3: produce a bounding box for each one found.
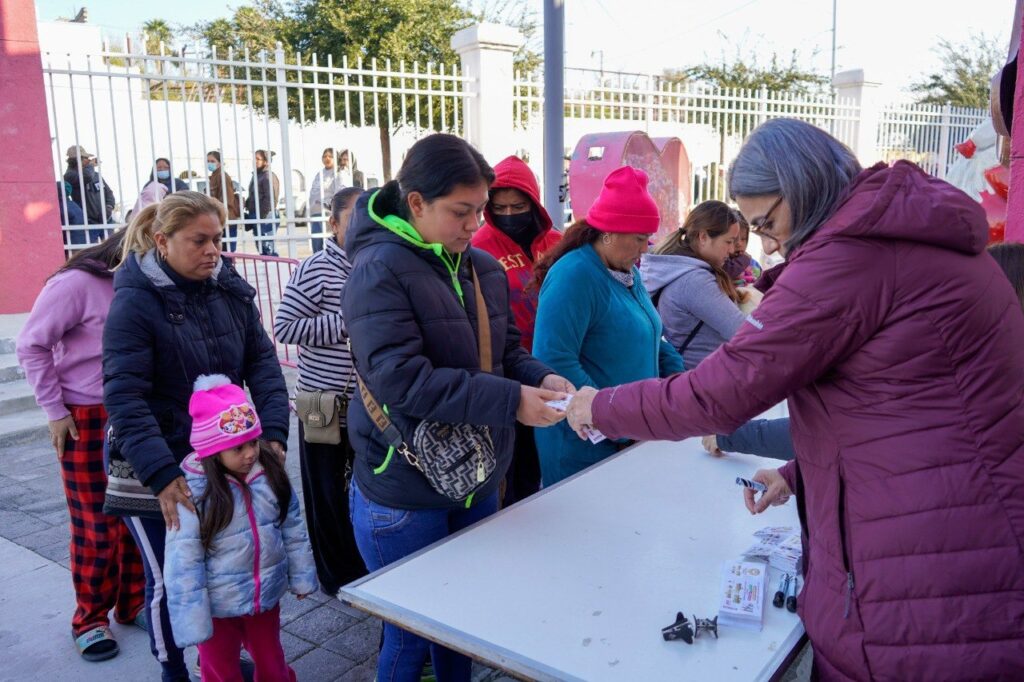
[678,321,705,354]
[354,373,406,449]
[471,260,492,373]
[349,261,490,464]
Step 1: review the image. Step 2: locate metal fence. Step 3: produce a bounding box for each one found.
[877,104,990,179]
[43,41,471,255]
[515,69,862,204]
[44,37,991,254]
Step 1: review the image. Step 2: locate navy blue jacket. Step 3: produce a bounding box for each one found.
[343,184,554,510]
[717,417,794,460]
[103,251,289,495]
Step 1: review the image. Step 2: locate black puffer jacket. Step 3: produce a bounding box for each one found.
[103,251,289,495]
[343,183,553,510]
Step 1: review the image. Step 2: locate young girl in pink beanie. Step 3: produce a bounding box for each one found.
[164,375,318,681]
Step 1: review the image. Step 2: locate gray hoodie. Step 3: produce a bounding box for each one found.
[640,253,746,369]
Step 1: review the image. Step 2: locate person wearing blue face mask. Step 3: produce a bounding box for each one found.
[205,151,241,251]
[147,158,189,194]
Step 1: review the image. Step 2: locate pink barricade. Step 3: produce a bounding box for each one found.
[225,253,299,368]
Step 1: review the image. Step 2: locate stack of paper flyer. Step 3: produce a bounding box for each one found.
[768,533,803,575]
[742,526,802,576]
[718,559,768,631]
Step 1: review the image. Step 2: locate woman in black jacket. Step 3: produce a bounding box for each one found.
[343,134,573,682]
[102,191,289,682]
[244,149,278,255]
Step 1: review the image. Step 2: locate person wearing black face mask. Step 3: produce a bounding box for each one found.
[473,155,563,504]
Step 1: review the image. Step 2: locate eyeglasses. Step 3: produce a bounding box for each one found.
[750,196,784,240]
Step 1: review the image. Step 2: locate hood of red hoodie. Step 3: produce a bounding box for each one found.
[812,161,987,255]
[484,155,553,233]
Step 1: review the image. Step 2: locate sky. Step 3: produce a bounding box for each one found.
[35,0,1016,97]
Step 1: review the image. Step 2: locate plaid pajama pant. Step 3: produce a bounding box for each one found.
[61,404,146,635]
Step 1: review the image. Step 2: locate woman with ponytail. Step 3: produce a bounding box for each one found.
[16,230,146,663]
[102,191,289,681]
[642,201,760,368]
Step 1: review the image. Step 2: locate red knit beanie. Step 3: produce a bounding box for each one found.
[585,166,660,234]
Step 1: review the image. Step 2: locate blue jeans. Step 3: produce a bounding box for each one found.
[349,479,498,682]
[224,223,239,252]
[309,212,326,253]
[245,211,277,255]
[257,213,277,256]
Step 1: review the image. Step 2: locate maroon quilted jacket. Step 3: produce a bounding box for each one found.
[592,162,1024,680]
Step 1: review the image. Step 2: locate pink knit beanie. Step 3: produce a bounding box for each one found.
[188,374,262,458]
[585,166,660,234]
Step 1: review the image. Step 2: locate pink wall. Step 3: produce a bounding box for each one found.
[0,1,66,313]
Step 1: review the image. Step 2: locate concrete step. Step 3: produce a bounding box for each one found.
[0,353,25,384]
[0,381,38,415]
[0,406,50,448]
[0,337,15,355]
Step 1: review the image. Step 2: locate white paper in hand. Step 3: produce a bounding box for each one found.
[544,396,607,443]
[545,397,571,412]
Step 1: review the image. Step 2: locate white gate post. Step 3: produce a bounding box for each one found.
[937,104,952,179]
[274,43,296,258]
[833,69,883,165]
[451,23,523,162]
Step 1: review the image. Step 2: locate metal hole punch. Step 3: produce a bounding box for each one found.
[662,613,720,644]
[693,615,719,640]
[662,612,694,644]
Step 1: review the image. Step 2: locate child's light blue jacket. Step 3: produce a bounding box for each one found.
[165,452,319,647]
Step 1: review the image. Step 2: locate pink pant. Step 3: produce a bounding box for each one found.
[197,604,296,682]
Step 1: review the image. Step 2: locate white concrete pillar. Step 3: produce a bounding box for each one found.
[451,23,523,163]
[833,69,883,165]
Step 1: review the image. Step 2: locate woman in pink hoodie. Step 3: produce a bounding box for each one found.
[16,232,145,663]
[567,119,1024,680]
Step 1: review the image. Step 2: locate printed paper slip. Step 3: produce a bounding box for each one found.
[718,560,768,631]
[743,525,801,572]
[768,534,803,574]
[545,396,607,444]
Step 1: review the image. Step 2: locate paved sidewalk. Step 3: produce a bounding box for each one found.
[0,422,524,681]
[1,421,808,681]
[0,429,382,681]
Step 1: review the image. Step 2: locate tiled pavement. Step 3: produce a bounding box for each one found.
[0,420,808,681]
[0,421,518,681]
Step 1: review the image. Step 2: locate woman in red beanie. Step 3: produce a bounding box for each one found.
[530,166,684,485]
[473,155,563,502]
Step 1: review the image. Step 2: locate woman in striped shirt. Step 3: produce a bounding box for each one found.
[273,186,367,594]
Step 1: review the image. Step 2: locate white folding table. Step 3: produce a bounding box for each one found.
[340,437,805,681]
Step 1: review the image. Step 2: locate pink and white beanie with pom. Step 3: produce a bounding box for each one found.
[188,374,262,459]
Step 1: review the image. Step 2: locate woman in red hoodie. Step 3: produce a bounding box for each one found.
[473,155,562,502]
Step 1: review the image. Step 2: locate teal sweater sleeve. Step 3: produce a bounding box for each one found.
[533,257,601,391]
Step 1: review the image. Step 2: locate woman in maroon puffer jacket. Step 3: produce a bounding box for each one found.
[567,118,1024,681]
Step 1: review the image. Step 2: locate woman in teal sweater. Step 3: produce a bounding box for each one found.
[531,167,684,485]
